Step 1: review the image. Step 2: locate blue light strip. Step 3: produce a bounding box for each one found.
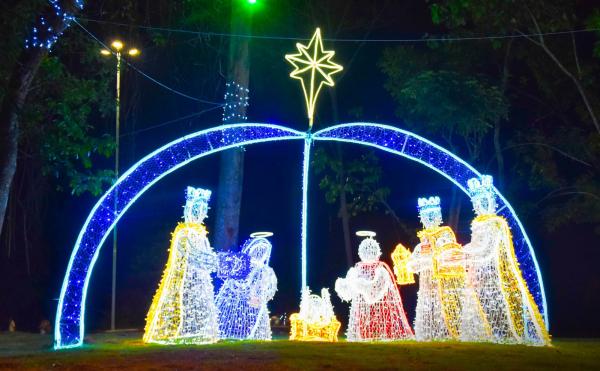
[301,135,312,290]
[53,123,304,349]
[312,122,549,329]
[55,121,548,350]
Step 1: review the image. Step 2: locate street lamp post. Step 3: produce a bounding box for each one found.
[101,40,140,331]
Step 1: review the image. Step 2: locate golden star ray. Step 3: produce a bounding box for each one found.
[285,28,343,129]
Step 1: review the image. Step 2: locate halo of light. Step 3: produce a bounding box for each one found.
[356,230,376,238]
[249,231,274,238]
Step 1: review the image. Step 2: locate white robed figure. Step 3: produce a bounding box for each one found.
[452,175,550,345]
[216,235,278,340]
[409,196,491,341]
[144,187,219,344]
[335,233,414,341]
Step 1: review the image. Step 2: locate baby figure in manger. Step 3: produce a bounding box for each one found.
[215,233,278,340]
[335,232,413,341]
[289,287,341,342]
[441,175,550,345]
[144,187,220,344]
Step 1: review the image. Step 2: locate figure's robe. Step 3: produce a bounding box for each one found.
[216,265,277,340]
[409,226,477,340]
[463,215,550,345]
[144,223,219,344]
[339,262,413,341]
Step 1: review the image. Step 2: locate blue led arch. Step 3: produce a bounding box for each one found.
[54,122,548,349]
[312,123,548,329]
[54,124,305,349]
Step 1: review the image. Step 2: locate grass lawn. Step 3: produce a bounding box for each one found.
[1,331,599,370]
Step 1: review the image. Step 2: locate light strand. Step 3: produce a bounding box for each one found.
[73,20,222,105]
[76,17,600,43]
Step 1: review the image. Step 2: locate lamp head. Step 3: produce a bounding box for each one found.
[111,40,124,51]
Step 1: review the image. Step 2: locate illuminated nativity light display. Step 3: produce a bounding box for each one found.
[216,233,278,340]
[54,27,550,350]
[289,287,341,342]
[335,232,413,341]
[144,187,220,344]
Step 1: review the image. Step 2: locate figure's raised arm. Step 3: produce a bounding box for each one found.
[356,267,389,304]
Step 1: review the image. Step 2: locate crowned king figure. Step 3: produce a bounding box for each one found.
[335,233,413,341]
[143,187,220,344]
[406,196,466,340]
[216,234,278,340]
[460,175,550,345]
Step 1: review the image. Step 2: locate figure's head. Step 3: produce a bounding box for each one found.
[183,186,211,223]
[241,237,272,266]
[467,175,497,216]
[417,196,443,229]
[358,237,382,263]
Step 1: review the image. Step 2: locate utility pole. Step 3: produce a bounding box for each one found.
[101,41,140,331]
[214,1,253,251]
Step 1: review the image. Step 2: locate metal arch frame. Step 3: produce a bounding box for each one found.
[54,122,548,350]
[312,123,548,328]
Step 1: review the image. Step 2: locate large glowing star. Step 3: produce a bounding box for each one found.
[53,123,548,349]
[285,28,343,128]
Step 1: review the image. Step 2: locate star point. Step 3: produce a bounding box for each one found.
[285,28,343,129]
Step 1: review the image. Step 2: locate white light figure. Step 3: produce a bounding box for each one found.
[407,197,465,341]
[215,234,278,340]
[335,232,414,341]
[144,187,219,344]
[457,175,550,345]
[289,287,341,342]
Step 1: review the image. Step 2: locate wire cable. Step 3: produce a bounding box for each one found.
[77,17,600,43]
[120,105,224,137]
[73,19,222,105]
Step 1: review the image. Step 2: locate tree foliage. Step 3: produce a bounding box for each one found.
[313,147,390,217]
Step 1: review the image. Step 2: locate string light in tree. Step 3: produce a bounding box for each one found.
[143,187,220,345]
[289,287,341,342]
[450,176,550,345]
[223,81,250,122]
[25,0,84,50]
[335,232,414,341]
[216,234,278,340]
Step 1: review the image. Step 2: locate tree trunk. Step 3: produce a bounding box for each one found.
[214,2,250,251]
[329,87,352,267]
[0,1,81,237]
[338,188,352,267]
[494,39,513,190]
[447,186,462,231]
[0,50,45,237]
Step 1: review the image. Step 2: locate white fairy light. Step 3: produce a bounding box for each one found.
[222,82,250,122]
[335,235,414,341]
[458,175,550,345]
[216,235,278,340]
[290,287,341,342]
[406,196,465,341]
[143,187,220,344]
